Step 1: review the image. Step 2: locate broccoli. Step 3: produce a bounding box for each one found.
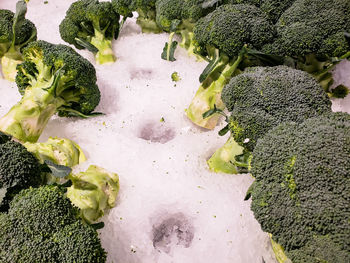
[0,40,101,143]
[156,0,218,61]
[67,165,120,223]
[262,0,350,98]
[0,185,107,262]
[223,0,296,23]
[249,112,350,263]
[59,0,120,64]
[0,140,43,211]
[112,0,162,34]
[0,1,37,81]
[207,66,332,174]
[185,4,279,129]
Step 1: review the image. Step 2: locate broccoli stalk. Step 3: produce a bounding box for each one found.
[207,137,246,174]
[0,84,60,142]
[0,41,101,143]
[67,165,120,223]
[23,137,86,167]
[87,21,116,64]
[0,1,37,81]
[185,47,245,129]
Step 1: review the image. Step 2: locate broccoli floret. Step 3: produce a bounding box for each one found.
[60,0,120,64]
[0,185,107,262]
[249,112,350,263]
[112,0,161,33]
[0,40,101,142]
[207,66,332,174]
[156,0,218,61]
[0,1,37,81]
[185,4,278,129]
[0,140,43,211]
[67,165,120,223]
[262,0,350,97]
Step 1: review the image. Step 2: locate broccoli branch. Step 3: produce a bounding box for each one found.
[0,69,71,142]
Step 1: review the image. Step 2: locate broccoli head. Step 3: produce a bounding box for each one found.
[249,112,350,262]
[0,185,107,262]
[112,0,161,33]
[0,140,43,211]
[186,4,278,129]
[262,0,350,97]
[207,66,332,174]
[0,1,37,81]
[60,0,120,64]
[67,165,120,223]
[0,40,101,142]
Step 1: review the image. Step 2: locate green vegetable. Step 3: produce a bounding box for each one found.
[262,0,350,97]
[185,4,278,129]
[112,0,162,33]
[0,185,107,262]
[207,66,331,174]
[67,165,120,223]
[156,0,218,61]
[0,40,101,142]
[24,137,86,167]
[0,1,37,81]
[0,140,43,211]
[59,0,120,64]
[249,112,350,263]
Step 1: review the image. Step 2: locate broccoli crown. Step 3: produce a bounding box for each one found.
[193,4,275,57]
[155,0,215,32]
[0,185,106,262]
[16,40,100,116]
[263,0,350,58]
[0,8,37,55]
[221,66,331,151]
[223,0,296,23]
[59,0,120,59]
[0,140,43,210]
[112,0,157,17]
[250,112,350,262]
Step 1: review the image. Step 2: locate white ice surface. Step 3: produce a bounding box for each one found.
[0,1,349,263]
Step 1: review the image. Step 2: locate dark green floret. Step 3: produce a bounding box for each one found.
[186,4,279,129]
[262,0,350,97]
[0,140,43,211]
[0,1,37,81]
[112,0,161,33]
[207,66,332,174]
[60,0,120,64]
[0,185,107,262]
[0,40,101,142]
[249,112,350,263]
